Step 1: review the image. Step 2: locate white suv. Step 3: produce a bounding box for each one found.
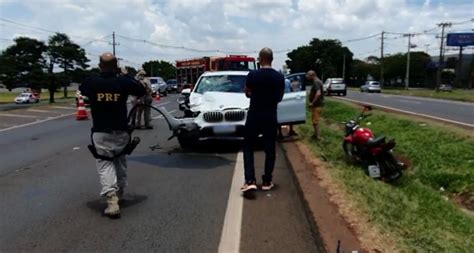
[158,71,307,148]
[324,78,347,96]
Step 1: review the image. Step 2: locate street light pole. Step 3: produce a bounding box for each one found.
[342,54,346,80]
[404,33,414,90]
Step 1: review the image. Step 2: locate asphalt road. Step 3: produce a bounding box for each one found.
[337,90,474,127]
[0,94,323,252]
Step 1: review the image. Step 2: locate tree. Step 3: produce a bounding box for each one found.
[350,59,379,86]
[382,52,432,87]
[286,39,353,80]
[142,60,176,80]
[0,37,47,91]
[46,33,89,103]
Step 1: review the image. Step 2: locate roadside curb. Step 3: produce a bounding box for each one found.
[280,141,363,253]
[278,143,327,253]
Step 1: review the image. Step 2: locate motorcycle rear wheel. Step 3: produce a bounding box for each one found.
[379,152,403,182]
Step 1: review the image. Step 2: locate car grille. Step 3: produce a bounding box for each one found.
[203,111,224,122]
[224,110,246,122]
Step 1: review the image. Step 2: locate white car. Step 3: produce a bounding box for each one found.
[324,78,347,96]
[15,93,39,104]
[158,71,306,148]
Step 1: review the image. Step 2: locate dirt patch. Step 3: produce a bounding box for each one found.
[452,192,474,213]
[282,141,400,252]
[395,154,412,170]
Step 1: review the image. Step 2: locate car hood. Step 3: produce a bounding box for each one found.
[190,92,249,112]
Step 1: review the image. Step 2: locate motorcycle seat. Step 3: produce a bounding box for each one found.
[366,135,386,147]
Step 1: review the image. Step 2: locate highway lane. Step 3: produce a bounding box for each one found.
[0,94,322,252]
[338,90,474,127]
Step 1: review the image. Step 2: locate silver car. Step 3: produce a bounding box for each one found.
[149,77,168,97]
[360,81,381,93]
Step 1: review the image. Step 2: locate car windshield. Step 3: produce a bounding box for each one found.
[20,93,30,97]
[167,80,177,84]
[150,79,158,84]
[195,75,247,94]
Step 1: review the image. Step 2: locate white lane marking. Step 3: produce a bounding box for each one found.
[0,113,41,118]
[51,106,75,110]
[0,113,75,132]
[336,97,474,128]
[218,152,244,253]
[27,109,54,113]
[152,109,176,119]
[153,101,170,106]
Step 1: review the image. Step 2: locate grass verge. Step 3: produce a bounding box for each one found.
[0,91,76,103]
[298,99,474,251]
[350,87,474,103]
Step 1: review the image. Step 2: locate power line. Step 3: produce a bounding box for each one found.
[451,18,474,25]
[342,33,381,43]
[115,33,290,55]
[0,17,112,42]
[80,34,112,47]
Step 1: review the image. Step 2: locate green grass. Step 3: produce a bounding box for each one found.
[298,99,474,251]
[352,87,474,103]
[0,90,76,103]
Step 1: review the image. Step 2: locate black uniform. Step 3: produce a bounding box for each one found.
[79,72,146,132]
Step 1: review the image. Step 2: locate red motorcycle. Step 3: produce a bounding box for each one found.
[342,106,404,182]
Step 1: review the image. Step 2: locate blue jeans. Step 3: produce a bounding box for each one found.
[243,111,277,183]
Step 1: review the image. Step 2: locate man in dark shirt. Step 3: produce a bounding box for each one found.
[80,53,146,217]
[307,70,324,140]
[241,48,285,192]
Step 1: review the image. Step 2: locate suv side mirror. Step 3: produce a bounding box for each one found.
[181,88,191,96]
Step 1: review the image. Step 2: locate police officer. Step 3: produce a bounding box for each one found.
[80,53,146,218]
[241,48,285,193]
[135,70,153,129]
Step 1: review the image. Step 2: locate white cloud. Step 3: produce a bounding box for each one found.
[0,0,472,70]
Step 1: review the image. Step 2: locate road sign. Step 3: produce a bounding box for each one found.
[446,33,474,47]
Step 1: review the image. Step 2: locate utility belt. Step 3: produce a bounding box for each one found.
[87,103,165,161]
[87,106,142,161]
[87,130,141,161]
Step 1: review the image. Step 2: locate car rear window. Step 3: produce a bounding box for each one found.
[370,82,380,86]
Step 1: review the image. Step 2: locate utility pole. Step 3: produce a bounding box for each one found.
[110,32,119,56]
[380,31,385,87]
[404,33,415,90]
[342,54,346,80]
[436,22,451,92]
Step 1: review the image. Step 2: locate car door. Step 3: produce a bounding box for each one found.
[278,77,306,125]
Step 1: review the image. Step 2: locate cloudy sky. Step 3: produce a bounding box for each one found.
[0,0,473,70]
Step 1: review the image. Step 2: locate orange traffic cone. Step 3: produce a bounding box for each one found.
[76,96,89,120]
[155,93,160,102]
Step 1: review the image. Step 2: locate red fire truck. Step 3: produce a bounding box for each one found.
[175,55,256,90]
